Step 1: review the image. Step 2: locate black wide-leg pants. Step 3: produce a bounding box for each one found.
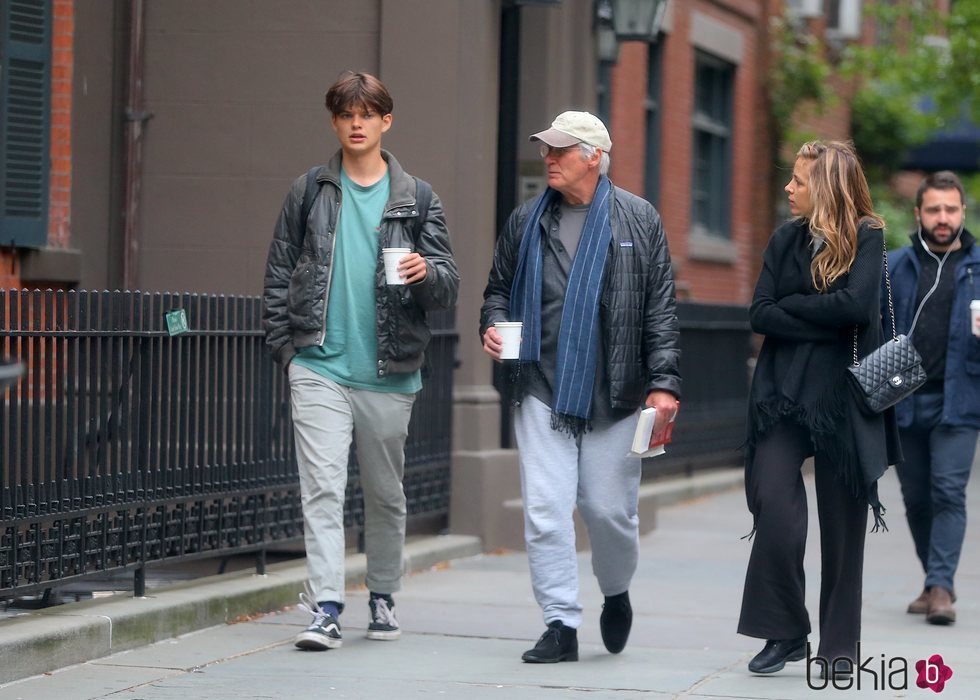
[738,419,869,663]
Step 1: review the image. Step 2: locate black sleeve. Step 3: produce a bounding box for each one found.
[749,230,841,342]
[408,191,460,311]
[777,225,884,328]
[261,175,305,367]
[479,207,524,340]
[640,205,681,399]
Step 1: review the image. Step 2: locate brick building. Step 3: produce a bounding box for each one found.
[1,0,868,548]
[1,0,799,304]
[605,1,771,305]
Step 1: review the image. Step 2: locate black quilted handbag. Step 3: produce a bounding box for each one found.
[847,241,926,413]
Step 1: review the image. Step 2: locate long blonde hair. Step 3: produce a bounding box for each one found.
[797,141,885,291]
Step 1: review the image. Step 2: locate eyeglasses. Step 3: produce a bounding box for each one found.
[539,144,579,159]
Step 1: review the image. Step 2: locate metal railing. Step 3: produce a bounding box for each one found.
[648,302,751,478]
[0,290,456,599]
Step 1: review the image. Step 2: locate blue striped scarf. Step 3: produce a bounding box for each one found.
[510,176,613,434]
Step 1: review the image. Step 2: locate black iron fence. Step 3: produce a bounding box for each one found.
[649,302,752,478]
[0,290,456,599]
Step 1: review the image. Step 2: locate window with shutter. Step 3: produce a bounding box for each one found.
[0,0,51,248]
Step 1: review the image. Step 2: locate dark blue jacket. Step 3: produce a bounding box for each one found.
[887,229,980,428]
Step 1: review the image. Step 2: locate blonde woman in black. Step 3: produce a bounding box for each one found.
[738,141,902,678]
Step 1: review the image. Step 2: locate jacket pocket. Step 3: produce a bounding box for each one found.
[287,258,324,331]
[391,287,430,360]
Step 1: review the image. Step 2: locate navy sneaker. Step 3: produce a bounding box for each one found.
[294,585,342,651]
[366,595,401,640]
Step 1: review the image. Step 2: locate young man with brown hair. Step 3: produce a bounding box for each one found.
[262,72,458,650]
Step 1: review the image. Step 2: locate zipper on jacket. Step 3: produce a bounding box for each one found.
[374,209,415,376]
[315,191,340,346]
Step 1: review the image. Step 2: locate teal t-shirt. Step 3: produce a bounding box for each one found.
[293,168,421,393]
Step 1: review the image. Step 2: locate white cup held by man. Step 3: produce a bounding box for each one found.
[495,321,523,360]
[970,300,980,337]
[382,247,412,285]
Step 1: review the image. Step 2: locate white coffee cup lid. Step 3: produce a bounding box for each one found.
[383,247,411,253]
[494,321,522,327]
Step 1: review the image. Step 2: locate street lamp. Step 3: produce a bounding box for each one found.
[611,0,669,42]
[595,0,620,63]
[595,0,670,64]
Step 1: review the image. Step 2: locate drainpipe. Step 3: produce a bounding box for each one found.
[122,0,151,290]
[493,2,522,448]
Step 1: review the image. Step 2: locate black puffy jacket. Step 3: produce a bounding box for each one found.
[480,185,681,408]
[262,150,458,375]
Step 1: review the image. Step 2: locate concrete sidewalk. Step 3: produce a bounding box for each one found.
[2,465,978,699]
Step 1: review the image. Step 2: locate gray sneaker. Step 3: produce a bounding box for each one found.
[294,585,342,650]
[366,596,401,640]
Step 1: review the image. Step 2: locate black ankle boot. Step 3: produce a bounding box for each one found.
[521,621,579,663]
[820,657,855,680]
[748,637,807,674]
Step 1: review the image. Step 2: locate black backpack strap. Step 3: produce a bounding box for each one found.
[300,166,325,236]
[411,177,433,243]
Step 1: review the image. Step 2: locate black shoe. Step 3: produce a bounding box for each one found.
[748,637,807,674]
[821,658,854,681]
[521,621,579,663]
[600,591,632,654]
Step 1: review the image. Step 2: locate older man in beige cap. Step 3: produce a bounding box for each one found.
[480,111,681,663]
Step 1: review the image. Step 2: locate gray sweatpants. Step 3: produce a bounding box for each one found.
[288,363,416,606]
[514,395,642,629]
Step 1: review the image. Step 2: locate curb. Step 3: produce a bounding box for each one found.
[640,467,744,509]
[0,534,482,685]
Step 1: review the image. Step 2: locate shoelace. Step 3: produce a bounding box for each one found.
[371,597,397,626]
[539,625,561,644]
[297,582,329,628]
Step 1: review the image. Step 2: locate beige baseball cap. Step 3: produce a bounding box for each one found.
[529,111,612,152]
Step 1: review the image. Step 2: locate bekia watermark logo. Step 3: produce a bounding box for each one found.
[804,644,954,692]
[916,654,953,693]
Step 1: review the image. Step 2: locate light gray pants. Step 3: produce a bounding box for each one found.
[514,395,642,629]
[288,364,416,605]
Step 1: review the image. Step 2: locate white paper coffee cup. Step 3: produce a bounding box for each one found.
[971,300,980,337]
[494,321,523,360]
[382,248,411,285]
